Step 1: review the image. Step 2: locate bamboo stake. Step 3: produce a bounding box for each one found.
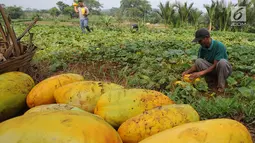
[0,22,8,49]
[0,5,20,56]
[17,17,38,41]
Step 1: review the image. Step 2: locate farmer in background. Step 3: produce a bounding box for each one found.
[182,28,232,92]
[132,24,139,32]
[74,0,91,33]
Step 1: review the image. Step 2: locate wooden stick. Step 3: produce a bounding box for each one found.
[0,5,20,56]
[0,22,7,41]
[29,33,34,48]
[3,45,13,58]
[17,17,38,41]
[18,42,24,54]
[0,22,8,49]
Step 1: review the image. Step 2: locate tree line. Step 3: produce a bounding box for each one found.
[1,0,255,32]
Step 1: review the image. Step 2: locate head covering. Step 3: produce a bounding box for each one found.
[192,28,210,42]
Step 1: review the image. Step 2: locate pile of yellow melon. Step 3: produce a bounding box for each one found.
[0,72,253,143]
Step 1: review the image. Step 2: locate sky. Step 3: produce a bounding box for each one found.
[1,0,238,10]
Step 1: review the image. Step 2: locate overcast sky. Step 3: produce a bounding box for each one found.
[1,0,238,10]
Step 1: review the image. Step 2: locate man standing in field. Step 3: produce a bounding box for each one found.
[182,28,232,92]
[74,0,91,33]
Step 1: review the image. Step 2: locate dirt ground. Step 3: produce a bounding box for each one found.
[25,21,79,27]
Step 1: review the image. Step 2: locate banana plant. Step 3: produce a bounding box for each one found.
[242,0,255,27]
[214,0,232,31]
[204,0,216,31]
[101,15,113,27]
[222,1,232,31]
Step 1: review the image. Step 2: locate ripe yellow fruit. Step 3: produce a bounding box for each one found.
[139,119,253,143]
[174,81,186,87]
[174,81,182,85]
[23,104,84,115]
[0,110,123,143]
[73,2,78,6]
[54,81,124,113]
[183,74,200,83]
[183,74,192,82]
[118,104,200,143]
[94,89,174,128]
[174,81,193,88]
[194,77,201,82]
[26,73,84,108]
[0,72,35,121]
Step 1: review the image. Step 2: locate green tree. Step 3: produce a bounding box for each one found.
[239,0,255,27]
[68,0,103,15]
[40,9,49,13]
[190,8,202,29]
[56,1,77,18]
[49,7,61,18]
[204,0,216,31]
[109,7,120,16]
[174,2,194,27]
[56,1,69,13]
[214,0,231,31]
[63,6,75,18]
[108,7,123,22]
[120,0,152,21]
[147,9,161,24]
[157,1,175,27]
[5,6,24,19]
[138,0,152,22]
[84,0,103,14]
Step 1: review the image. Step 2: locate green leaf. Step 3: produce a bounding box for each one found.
[194,78,208,92]
[226,77,238,86]
[238,87,255,98]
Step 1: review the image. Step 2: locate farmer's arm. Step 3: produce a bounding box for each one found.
[85,7,89,15]
[195,43,226,77]
[182,65,197,76]
[182,48,201,76]
[199,60,217,76]
[74,6,79,13]
[189,60,218,79]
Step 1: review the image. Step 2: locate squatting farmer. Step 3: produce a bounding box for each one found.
[74,0,91,33]
[182,28,232,92]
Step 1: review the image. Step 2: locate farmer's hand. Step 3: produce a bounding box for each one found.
[182,71,189,77]
[189,72,202,80]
